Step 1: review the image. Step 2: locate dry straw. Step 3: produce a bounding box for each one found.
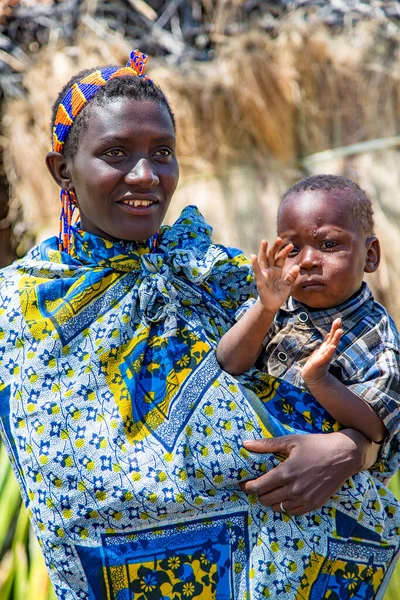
[3,17,400,322]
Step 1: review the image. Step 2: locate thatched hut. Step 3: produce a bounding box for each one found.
[2,3,400,323]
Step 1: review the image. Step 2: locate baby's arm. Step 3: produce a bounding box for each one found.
[216,239,299,375]
[302,319,387,443]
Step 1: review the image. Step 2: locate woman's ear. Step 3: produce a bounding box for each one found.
[364,236,381,273]
[45,152,74,191]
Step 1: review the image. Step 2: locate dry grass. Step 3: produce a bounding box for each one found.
[3,17,400,323]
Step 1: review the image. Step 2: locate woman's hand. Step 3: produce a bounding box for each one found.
[239,429,379,515]
[251,238,300,315]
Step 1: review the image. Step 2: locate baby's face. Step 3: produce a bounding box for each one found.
[277,189,373,309]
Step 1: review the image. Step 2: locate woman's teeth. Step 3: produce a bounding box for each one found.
[122,200,153,207]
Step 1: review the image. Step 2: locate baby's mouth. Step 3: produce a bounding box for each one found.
[302,280,325,289]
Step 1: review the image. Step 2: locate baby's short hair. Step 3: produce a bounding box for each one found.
[281,174,375,237]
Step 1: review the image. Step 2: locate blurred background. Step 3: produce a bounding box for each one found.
[0,0,399,597]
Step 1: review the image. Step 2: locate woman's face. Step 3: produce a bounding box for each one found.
[65,97,179,241]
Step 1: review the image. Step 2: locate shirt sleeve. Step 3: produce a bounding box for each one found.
[335,345,400,484]
[346,346,400,437]
[234,297,257,321]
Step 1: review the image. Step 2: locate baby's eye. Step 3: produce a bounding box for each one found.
[320,240,338,250]
[287,244,300,256]
[104,149,125,157]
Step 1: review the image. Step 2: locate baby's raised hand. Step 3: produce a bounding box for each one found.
[302,318,343,385]
[251,238,300,315]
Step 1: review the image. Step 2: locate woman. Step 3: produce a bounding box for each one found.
[0,50,398,599]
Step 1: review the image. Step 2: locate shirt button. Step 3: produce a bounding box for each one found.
[278,351,288,362]
[298,312,309,323]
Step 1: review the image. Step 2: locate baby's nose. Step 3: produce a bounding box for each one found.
[299,247,321,269]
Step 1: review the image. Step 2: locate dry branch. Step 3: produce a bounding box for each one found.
[3,0,400,97]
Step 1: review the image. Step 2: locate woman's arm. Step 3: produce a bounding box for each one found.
[239,429,379,515]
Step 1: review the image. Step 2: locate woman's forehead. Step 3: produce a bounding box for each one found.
[81,97,175,144]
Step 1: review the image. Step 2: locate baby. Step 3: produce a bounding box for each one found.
[217,174,400,443]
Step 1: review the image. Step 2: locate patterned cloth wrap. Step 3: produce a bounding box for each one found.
[0,206,399,600]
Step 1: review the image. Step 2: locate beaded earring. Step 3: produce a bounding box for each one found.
[59,189,77,253]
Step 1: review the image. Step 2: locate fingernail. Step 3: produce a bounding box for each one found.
[243,440,257,448]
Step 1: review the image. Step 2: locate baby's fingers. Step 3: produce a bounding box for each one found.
[251,253,261,277]
[265,237,282,267]
[330,327,343,349]
[283,265,300,286]
[275,242,294,269]
[251,253,268,288]
[319,331,342,362]
[326,318,342,344]
[257,240,269,271]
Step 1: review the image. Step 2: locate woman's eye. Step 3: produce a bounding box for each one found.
[104,149,125,157]
[320,240,337,250]
[154,148,172,157]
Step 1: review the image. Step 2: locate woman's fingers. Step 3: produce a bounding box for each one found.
[243,436,296,455]
[241,432,369,514]
[240,436,296,496]
[240,466,286,497]
[270,501,308,516]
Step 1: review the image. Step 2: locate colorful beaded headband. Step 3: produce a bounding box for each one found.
[54,50,152,252]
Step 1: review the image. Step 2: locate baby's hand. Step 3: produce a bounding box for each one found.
[251,238,300,315]
[302,318,343,385]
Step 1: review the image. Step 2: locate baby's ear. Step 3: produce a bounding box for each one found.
[364,236,380,273]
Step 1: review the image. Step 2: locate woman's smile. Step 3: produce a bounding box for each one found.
[116,192,159,213]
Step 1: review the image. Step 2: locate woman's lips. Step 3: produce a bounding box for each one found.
[116,197,159,215]
[121,199,154,208]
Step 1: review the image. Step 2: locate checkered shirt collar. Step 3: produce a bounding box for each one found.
[282,282,373,334]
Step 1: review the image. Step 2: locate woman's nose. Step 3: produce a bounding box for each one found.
[299,247,321,270]
[124,158,160,188]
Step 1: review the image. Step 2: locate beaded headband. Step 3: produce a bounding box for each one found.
[54,50,152,252]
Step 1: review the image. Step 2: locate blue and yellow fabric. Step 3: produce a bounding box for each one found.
[0,206,399,599]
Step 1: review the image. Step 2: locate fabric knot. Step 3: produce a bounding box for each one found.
[137,260,179,337]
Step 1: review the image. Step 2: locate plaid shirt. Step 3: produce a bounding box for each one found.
[239,282,400,481]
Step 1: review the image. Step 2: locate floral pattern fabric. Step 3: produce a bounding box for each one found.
[0,205,399,600]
